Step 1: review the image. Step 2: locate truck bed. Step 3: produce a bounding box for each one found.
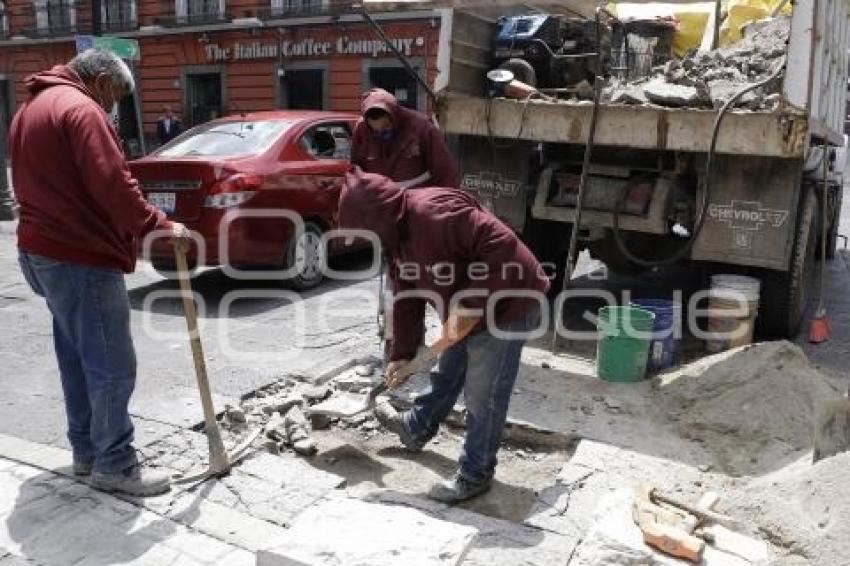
[438,95,812,158]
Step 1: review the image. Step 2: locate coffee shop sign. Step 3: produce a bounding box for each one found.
[205,36,426,61]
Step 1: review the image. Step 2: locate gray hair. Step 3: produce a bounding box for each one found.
[68,48,135,94]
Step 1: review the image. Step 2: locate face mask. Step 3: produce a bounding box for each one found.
[374,129,394,142]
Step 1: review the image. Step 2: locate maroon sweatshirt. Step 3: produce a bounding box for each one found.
[339,168,550,361]
[10,65,171,273]
[350,89,460,189]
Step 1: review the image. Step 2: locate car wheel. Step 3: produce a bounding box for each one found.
[284,220,326,290]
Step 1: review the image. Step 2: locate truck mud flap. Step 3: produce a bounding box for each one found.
[457,134,531,231]
[691,155,802,271]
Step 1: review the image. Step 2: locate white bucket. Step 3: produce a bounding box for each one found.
[706,275,761,353]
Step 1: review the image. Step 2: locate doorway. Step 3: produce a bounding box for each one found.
[185,71,223,127]
[366,64,422,110]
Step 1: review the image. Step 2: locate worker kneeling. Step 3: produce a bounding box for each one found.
[338,168,550,503]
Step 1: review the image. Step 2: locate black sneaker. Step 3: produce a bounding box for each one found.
[374,402,426,452]
[427,472,491,504]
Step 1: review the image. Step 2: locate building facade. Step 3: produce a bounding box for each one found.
[0,1,443,154]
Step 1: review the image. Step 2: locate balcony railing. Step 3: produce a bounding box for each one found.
[155,10,230,28]
[256,2,352,19]
[102,18,138,33]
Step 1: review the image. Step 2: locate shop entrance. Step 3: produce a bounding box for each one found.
[185,71,223,127]
[280,66,326,110]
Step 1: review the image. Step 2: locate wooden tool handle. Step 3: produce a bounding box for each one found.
[386,315,479,389]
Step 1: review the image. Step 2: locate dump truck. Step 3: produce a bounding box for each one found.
[423,0,849,338]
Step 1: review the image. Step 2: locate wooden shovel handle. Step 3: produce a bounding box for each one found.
[386,315,479,389]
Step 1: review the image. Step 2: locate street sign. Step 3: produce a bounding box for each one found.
[75,36,140,61]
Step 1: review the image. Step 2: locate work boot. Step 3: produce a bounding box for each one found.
[427,472,491,504]
[374,402,426,452]
[72,460,93,476]
[91,464,171,497]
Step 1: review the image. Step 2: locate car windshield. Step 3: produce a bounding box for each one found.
[156,120,293,158]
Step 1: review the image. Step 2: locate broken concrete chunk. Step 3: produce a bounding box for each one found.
[302,385,332,403]
[308,413,332,431]
[224,404,247,425]
[643,80,704,107]
[609,84,649,105]
[293,438,318,457]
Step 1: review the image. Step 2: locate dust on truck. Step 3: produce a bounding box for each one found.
[430,0,849,338]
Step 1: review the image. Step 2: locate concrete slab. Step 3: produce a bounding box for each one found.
[361,490,580,566]
[257,495,478,566]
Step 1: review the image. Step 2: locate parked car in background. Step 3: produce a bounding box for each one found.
[131,111,360,290]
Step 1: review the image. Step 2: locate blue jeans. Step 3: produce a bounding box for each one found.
[406,305,541,483]
[19,251,138,473]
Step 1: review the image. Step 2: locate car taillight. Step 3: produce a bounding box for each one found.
[204,174,263,208]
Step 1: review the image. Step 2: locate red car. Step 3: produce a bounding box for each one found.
[131,111,361,289]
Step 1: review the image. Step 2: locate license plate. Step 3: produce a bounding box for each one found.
[148,192,176,214]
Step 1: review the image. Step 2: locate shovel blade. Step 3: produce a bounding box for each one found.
[813,398,850,463]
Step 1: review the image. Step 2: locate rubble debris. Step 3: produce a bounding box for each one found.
[642,80,706,107]
[284,406,318,456]
[302,385,332,403]
[603,16,790,111]
[355,363,376,377]
[309,413,333,431]
[223,404,247,425]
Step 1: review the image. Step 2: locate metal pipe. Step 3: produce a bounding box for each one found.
[551,7,609,353]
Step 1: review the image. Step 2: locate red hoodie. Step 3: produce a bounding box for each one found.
[10,65,171,273]
[339,168,550,361]
[350,89,460,189]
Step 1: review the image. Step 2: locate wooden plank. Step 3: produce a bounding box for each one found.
[438,95,809,157]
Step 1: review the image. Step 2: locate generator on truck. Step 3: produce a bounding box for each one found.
[423,0,849,338]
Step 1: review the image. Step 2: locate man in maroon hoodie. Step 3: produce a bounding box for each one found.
[338,168,549,503]
[351,88,460,190]
[10,49,187,497]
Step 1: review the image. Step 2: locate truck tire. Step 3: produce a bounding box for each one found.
[757,189,817,338]
[826,182,842,260]
[498,58,537,88]
[522,217,568,293]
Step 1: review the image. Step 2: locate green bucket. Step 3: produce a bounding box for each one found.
[596,306,656,382]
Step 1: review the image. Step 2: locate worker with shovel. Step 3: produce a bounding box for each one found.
[338,168,549,503]
[10,49,189,497]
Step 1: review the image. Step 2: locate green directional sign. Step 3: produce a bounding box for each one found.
[75,36,140,61]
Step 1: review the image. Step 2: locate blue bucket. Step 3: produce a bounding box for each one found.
[629,299,680,371]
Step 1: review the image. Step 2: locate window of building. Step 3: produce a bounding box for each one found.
[174,0,225,24]
[280,67,326,110]
[364,60,426,112]
[46,0,73,33]
[271,0,326,17]
[0,3,7,38]
[102,0,136,32]
[184,70,224,127]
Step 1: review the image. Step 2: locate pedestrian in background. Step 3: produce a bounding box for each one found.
[351,88,460,189]
[156,105,183,145]
[9,48,188,497]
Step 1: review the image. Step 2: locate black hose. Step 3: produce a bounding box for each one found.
[611,58,787,268]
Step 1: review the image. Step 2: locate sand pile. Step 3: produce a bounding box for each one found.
[657,341,839,476]
[725,452,850,565]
